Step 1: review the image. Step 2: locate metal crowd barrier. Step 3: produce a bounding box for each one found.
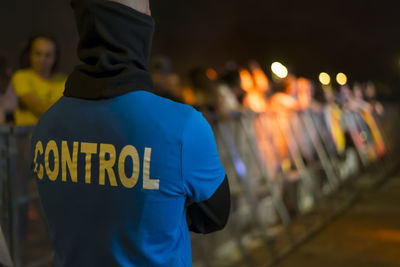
[191,104,400,266]
[0,126,52,267]
[0,104,398,267]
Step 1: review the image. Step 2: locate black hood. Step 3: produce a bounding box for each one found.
[64,0,154,99]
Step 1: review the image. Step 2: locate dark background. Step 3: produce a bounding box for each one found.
[1,0,399,92]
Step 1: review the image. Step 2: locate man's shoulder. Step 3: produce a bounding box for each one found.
[34,92,199,135]
[130,90,191,109]
[121,91,197,120]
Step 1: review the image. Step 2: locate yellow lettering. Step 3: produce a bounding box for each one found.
[45,140,59,181]
[62,141,79,183]
[99,144,118,187]
[81,142,97,184]
[34,141,44,179]
[118,145,140,189]
[143,148,159,190]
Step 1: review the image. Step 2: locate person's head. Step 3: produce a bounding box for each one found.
[365,81,376,99]
[20,35,60,78]
[323,87,336,103]
[297,77,312,107]
[339,85,353,102]
[108,0,150,15]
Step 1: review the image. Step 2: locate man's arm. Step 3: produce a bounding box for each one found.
[182,110,230,234]
[187,175,230,234]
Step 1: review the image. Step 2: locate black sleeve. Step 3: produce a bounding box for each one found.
[186,175,230,234]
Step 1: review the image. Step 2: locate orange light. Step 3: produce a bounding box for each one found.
[297,77,312,109]
[206,68,218,81]
[240,69,255,93]
[181,87,196,106]
[252,68,269,92]
[270,93,298,110]
[244,91,268,113]
[374,230,400,242]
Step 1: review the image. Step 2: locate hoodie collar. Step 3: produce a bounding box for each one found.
[64,0,154,99]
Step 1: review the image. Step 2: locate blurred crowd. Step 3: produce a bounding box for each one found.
[150,56,389,216]
[151,57,386,162]
[0,35,387,186]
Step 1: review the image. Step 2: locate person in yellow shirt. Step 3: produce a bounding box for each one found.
[12,35,66,125]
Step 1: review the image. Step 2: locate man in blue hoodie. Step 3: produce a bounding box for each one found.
[31,0,230,266]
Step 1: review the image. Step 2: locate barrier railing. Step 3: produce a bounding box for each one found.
[0,126,53,267]
[0,104,398,267]
[191,104,400,266]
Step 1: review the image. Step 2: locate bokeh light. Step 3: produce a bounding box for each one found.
[336,73,348,85]
[271,62,288,79]
[206,68,218,80]
[319,72,331,85]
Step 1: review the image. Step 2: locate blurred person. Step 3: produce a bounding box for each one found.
[269,76,307,214]
[290,77,315,164]
[11,34,66,125]
[353,83,386,157]
[268,75,301,171]
[249,60,269,93]
[269,75,300,111]
[224,60,246,104]
[323,86,346,157]
[188,67,219,120]
[353,83,374,113]
[216,69,243,119]
[271,76,314,165]
[220,67,246,105]
[307,84,345,161]
[297,78,312,110]
[335,85,378,165]
[364,81,384,116]
[240,68,268,113]
[31,0,230,266]
[0,55,17,125]
[309,82,326,113]
[239,68,280,179]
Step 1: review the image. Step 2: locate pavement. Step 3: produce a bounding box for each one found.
[276,170,400,267]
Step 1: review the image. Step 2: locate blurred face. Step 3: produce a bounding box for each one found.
[324,88,335,103]
[30,37,56,78]
[354,86,363,100]
[365,85,375,98]
[340,86,352,100]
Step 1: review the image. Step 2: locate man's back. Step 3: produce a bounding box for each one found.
[32,91,225,266]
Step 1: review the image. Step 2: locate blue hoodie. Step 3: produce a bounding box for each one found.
[31,1,226,266]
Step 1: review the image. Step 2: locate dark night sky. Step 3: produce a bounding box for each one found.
[1,0,399,86]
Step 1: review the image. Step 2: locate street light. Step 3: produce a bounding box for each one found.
[271,62,288,79]
[336,73,348,86]
[319,72,331,85]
